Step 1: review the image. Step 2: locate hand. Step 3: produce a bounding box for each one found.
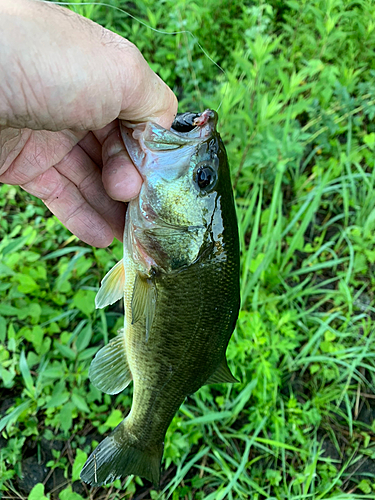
[0,0,178,247]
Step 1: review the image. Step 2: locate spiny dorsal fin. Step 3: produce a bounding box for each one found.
[131,272,157,342]
[205,357,239,385]
[89,331,132,395]
[95,260,125,309]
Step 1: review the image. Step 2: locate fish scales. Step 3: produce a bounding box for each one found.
[81,109,240,487]
[125,242,238,436]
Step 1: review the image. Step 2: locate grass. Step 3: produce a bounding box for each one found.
[1,0,375,498]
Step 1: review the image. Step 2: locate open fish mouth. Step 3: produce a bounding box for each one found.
[171,109,218,133]
[120,109,218,163]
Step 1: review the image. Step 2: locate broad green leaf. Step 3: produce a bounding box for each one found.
[71,392,90,413]
[25,251,42,262]
[363,132,375,146]
[23,302,42,322]
[54,341,76,361]
[2,235,29,256]
[0,401,31,433]
[0,366,15,388]
[77,346,99,361]
[72,449,88,482]
[357,479,372,494]
[46,391,70,409]
[7,322,15,340]
[46,380,69,408]
[0,304,19,316]
[59,486,85,500]
[22,325,44,351]
[13,273,39,294]
[43,367,65,379]
[0,262,16,276]
[105,409,123,428]
[28,483,48,500]
[72,290,96,316]
[59,402,75,432]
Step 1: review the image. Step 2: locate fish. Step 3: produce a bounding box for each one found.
[80,109,240,487]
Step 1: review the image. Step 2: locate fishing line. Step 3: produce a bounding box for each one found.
[40,0,229,112]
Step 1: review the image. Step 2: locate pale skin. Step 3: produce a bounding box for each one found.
[0,0,178,247]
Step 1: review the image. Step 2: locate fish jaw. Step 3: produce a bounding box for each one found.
[119,109,218,178]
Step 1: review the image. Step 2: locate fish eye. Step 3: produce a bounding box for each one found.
[195,165,217,192]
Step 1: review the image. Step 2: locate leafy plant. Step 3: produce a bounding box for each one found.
[1,0,375,498]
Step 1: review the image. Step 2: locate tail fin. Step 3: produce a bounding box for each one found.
[80,420,163,486]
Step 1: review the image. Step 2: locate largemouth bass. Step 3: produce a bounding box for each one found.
[80,109,240,486]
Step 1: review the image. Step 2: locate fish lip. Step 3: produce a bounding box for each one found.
[182,109,218,140]
[193,109,218,128]
[171,109,218,136]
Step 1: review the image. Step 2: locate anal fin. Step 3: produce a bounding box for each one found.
[89,331,132,395]
[205,357,239,385]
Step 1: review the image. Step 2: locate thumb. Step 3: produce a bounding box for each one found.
[116,47,178,129]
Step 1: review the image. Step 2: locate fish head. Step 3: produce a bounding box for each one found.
[121,110,235,271]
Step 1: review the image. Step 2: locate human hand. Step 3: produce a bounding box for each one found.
[0,0,178,247]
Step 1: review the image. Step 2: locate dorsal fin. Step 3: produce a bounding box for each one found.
[89,331,132,395]
[95,260,125,309]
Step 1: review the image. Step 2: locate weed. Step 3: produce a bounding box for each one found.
[1,0,375,498]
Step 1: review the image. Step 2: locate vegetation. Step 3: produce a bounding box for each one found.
[1,0,375,498]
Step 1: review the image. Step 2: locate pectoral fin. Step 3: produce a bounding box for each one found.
[89,331,132,395]
[95,260,125,309]
[131,272,157,342]
[205,358,239,385]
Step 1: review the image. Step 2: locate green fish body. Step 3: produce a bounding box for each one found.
[80,110,240,486]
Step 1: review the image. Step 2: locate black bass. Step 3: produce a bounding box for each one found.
[80,109,240,486]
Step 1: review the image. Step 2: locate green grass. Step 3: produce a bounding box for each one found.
[1,0,375,498]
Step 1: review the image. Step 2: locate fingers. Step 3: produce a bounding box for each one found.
[77,131,103,168]
[101,127,142,202]
[0,129,83,185]
[22,165,115,248]
[94,121,142,202]
[19,140,126,246]
[54,144,126,241]
[0,125,132,245]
